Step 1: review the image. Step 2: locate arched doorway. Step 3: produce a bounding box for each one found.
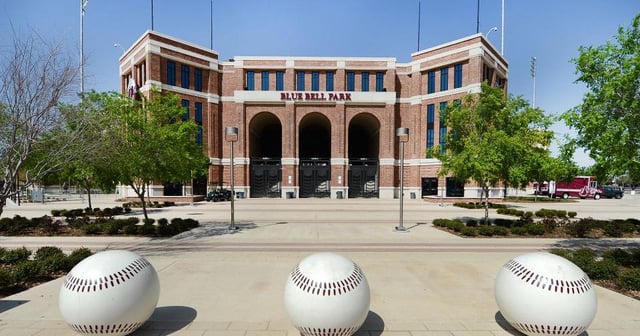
[348,113,380,198]
[299,113,331,198]
[249,112,282,198]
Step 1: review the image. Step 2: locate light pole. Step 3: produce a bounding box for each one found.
[226,127,238,231]
[486,27,498,40]
[530,56,537,108]
[113,43,125,55]
[395,127,409,232]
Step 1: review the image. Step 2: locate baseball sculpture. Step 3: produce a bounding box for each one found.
[284,252,370,336]
[495,252,597,336]
[59,250,160,336]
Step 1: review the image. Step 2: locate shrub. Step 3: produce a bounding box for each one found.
[0,268,11,288]
[39,253,69,274]
[12,261,43,283]
[466,219,478,227]
[3,247,32,265]
[602,222,624,238]
[139,223,156,236]
[549,249,572,259]
[493,226,509,236]
[568,211,577,218]
[102,222,121,235]
[565,218,594,238]
[571,248,596,271]
[587,259,619,280]
[34,246,64,261]
[541,217,558,233]
[123,224,138,235]
[461,227,478,236]
[143,218,156,225]
[494,218,515,228]
[81,224,102,235]
[51,209,62,217]
[156,220,176,237]
[510,226,528,236]
[447,220,465,232]
[432,219,449,227]
[525,224,545,235]
[616,268,640,291]
[66,248,93,269]
[478,225,495,236]
[603,248,631,266]
[629,248,640,267]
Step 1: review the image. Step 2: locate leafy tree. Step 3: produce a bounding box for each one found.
[563,13,640,182]
[0,33,91,216]
[436,82,553,223]
[96,89,209,222]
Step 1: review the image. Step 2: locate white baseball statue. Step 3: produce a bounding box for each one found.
[284,252,370,336]
[495,252,597,336]
[59,250,160,336]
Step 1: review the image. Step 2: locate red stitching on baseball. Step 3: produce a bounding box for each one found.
[290,263,365,296]
[504,260,592,295]
[63,258,152,293]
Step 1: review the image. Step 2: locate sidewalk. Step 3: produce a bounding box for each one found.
[1,197,640,335]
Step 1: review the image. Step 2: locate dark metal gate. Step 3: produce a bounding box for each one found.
[348,159,379,198]
[250,158,282,198]
[299,158,330,198]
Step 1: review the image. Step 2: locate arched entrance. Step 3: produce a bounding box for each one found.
[249,112,282,198]
[348,113,380,198]
[299,113,331,198]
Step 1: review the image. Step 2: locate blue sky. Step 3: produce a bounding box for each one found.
[2,1,639,166]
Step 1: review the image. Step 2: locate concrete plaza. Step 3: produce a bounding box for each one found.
[1,194,639,335]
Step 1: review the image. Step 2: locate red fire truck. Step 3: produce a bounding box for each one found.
[549,176,603,200]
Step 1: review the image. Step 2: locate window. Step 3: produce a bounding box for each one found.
[195,102,203,145]
[276,71,284,91]
[440,67,448,91]
[375,72,384,92]
[246,71,255,90]
[361,73,369,92]
[346,72,355,91]
[181,99,189,121]
[181,64,189,89]
[326,72,334,91]
[296,71,305,91]
[312,71,319,91]
[426,104,435,156]
[167,61,176,86]
[446,177,465,197]
[194,68,202,91]
[454,64,463,88]
[439,102,448,154]
[261,71,269,90]
[422,177,438,196]
[427,71,435,93]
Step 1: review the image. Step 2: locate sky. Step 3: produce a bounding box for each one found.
[2,0,639,167]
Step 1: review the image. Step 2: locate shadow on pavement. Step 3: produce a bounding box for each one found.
[550,238,640,253]
[171,221,258,240]
[494,311,589,336]
[138,306,197,334]
[359,310,384,336]
[0,300,28,314]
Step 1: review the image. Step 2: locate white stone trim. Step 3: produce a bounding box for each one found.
[228,90,396,104]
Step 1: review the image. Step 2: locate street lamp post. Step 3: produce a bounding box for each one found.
[486,27,498,40]
[226,127,238,231]
[530,57,537,108]
[395,127,409,232]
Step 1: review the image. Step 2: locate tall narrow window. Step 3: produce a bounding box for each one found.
[439,102,448,154]
[426,104,435,157]
[454,64,463,88]
[261,71,269,90]
[167,61,176,86]
[312,71,319,91]
[246,71,255,90]
[427,71,435,93]
[361,72,369,92]
[375,72,384,92]
[440,67,448,91]
[195,102,203,145]
[276,71,284,91]
[194,68,202,91]
[181,99,189,121]
[346,72,355,91]
[296,71,305,91]
[326,72,334,91]
[181,64,189,89]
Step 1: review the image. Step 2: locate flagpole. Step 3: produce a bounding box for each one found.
[80,0,85,94]
[210,0,214,49]
[151,0,154,30]
[501,0,505,54]
[417,1,421,51]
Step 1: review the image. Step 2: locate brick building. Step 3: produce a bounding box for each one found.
[119,30,507,199]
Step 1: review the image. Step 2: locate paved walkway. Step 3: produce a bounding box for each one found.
[1,196,639,335]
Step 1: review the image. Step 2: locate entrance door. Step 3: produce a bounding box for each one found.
[250,158,282,198]
[348,159,379,198]
[299,158,330,198]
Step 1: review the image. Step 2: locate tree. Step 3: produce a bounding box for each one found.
[436,82,553,223]
[563,13,640,182]
[96,89,209,222]
[0,34,88,216]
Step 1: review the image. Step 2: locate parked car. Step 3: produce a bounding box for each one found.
[602,185,624,199]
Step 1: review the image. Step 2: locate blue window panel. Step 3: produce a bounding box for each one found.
[427,104,435,123]
[312,72,319,91]
[454,64,463,88]
[194,68,202,91]
[326,72,334,91]
[439,127,447,154]
[246,71,254,90]
[375,72,384,92]
[195,102,203,124]
[361,73,369,92]
[181,99,189,121]
[196,127,203,145]
[276,71,284,91]
[261,71,269,90]
[167,61,176,86]
[440,67,448,91]
[181,64,189,89]
[346,72,355,91]
[427,71,435,93]
[296,71,305,91]
[427,129,434,149]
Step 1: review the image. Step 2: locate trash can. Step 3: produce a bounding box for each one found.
[336,191,343,199]
[410,192,416,199]
[236,191,245,199]
[286,192,294,199]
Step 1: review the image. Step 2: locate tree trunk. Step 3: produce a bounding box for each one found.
[0,197,5,218]
[84,185,93,210]
[131,182,149,223]
[483,185,490,225]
